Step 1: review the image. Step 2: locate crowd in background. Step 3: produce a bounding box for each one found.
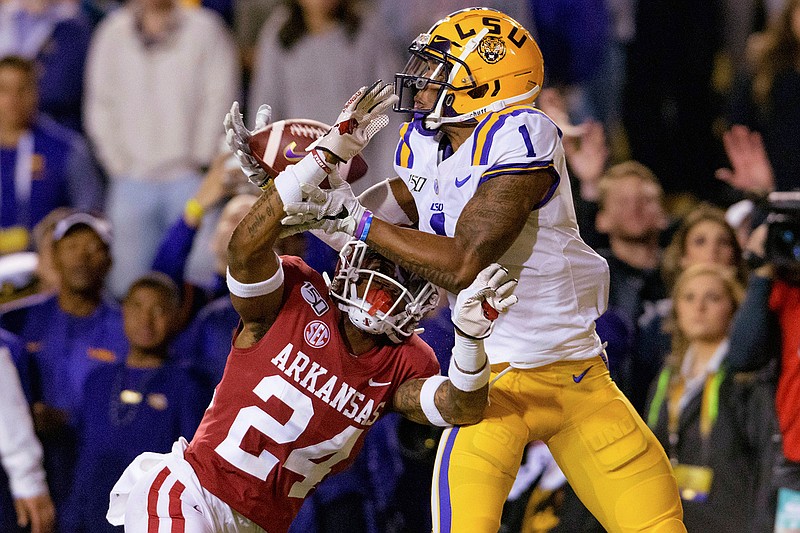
[0,0,799,531]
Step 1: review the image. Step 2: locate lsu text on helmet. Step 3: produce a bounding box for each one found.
[329,241,439,343]
[394,7,544,130]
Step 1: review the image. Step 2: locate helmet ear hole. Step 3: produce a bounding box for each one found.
[444,93,455,106]
[467,83,489,99]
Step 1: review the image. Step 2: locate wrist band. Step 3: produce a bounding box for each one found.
[357,211,373,241]
[226,254,284,298]
[448,334,489,392]
[419,375,450,427]
[311,149,333,174]
[448,357,490,392]
[275,153,330,205]
[184,198,205,221]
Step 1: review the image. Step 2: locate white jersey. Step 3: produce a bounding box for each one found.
[394,106,609,367]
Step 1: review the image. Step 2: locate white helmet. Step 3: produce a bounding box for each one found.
[329,241,439,343]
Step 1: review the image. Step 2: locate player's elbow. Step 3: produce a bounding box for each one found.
[450,252,488,292]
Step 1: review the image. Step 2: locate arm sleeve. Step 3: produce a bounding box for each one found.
[0,345,48,499]
[727,274,780,371]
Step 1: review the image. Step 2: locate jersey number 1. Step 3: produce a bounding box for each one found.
[214,375,363,498]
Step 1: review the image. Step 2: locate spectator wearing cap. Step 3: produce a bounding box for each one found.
[0,211,127,523]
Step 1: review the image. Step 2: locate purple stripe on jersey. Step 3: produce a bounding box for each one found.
[477,163,560,210]
[531,171,561,210]
[438,427,460,533]
[477,160,553,184]
[473,107,560,166]
[412,115,438,137]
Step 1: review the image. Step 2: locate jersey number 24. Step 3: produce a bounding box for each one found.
[214,375,363,498]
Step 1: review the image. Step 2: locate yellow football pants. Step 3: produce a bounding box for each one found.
[431,356,685,533]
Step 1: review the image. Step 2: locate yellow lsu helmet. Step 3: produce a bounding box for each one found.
[394,8,544,130]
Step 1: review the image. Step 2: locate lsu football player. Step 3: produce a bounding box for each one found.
[269,7,687,533]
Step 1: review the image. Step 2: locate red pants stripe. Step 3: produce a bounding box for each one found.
[147,466,187,533]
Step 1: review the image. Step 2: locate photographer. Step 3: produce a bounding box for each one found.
[726,192,800,531]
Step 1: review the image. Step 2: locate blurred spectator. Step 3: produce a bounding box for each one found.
[248,0,401,191]
[727,0,800,193]
[0,0,93,131]
[62,273,204,532]
[593,160,670,410]
[0,55,103,255]
[30,206,75,295]
[727,222,800,530]
[634,204,749,403]
[0,212,126,522]
[645,264,772,531]
[84,0,240,298]
[661,203,748,291]
[0,328,55,533]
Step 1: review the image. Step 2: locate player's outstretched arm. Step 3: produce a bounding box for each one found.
[392,264,518,426]
[227,179,288,345]
[283,166,555,294]
[226,128,356,349]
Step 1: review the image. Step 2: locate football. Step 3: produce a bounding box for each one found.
[247,118,368,184]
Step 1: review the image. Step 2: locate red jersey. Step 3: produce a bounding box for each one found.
[184,256,439,532]
[770,280,800,461]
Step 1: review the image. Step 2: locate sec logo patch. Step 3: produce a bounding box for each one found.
[304,320,330,348]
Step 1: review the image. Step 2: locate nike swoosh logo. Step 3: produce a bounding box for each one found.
[284,142,305,162]
[368,378,392,387]
[454,174,471,188]
[572,367,591,383]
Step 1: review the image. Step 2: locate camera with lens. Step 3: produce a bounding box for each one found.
[765,191,800,275]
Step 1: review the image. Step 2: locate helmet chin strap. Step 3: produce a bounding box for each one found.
[424,85,541,129]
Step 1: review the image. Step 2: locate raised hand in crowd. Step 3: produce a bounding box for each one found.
[715,125,775,195]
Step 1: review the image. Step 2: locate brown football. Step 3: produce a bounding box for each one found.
[247,118,368,184]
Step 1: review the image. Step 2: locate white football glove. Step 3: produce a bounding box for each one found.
[281,169,368,237]
[224,101,272,188]
[311,81,398,162]
[452,264,518,339]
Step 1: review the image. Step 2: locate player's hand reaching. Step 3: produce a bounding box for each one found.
[311,81,397,162]
[224,101,272,188]
[281,169,369,237]
[453,264,518,339]
[14,493,55,533]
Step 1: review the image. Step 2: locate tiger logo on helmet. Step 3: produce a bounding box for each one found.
[477,35,506,64]
[394,7,544,129]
